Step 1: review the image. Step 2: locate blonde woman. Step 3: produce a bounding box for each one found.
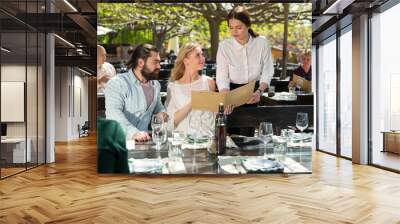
[165,43,216,135]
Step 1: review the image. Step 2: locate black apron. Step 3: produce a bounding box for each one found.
[228,81,260,136]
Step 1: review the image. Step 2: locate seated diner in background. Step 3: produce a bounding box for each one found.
[288,51,311,92]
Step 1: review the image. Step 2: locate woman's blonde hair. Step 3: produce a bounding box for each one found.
[170,43,202,82]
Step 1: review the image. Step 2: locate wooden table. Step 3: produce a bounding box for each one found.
[382,131,400,154]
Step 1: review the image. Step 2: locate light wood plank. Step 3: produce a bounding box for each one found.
[0,135,400,223]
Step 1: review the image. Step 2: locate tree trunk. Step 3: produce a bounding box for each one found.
[207,18,221,62]
[281,3,290,80]
[152,30,165,54]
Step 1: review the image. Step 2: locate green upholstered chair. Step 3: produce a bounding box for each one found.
[97,118,130,173]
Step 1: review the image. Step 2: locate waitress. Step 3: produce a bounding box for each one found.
[216,6,274,136]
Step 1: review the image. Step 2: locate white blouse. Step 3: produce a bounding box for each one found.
[216,35,274,90]
[165,75,215,136]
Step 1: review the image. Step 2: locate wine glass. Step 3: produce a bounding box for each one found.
[296,113,309,133]
[259,122,273,158]
[151,114,164,129]
[296,113,309,149]
[152,114,167,153]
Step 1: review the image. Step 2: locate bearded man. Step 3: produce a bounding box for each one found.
[105,44,167,141]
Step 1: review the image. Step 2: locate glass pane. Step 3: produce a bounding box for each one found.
[340,29,352,158]
[27,31,38,169]
[371,4,400,171]
[1,31,27,177]
[318,37,337,154]
[38,33,45,165]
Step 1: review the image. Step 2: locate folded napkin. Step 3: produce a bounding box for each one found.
[167,158,187,174]
[231,136,263,147]
[241,157,284,173]
[266,92,297,101]
[218,156,246,174]
[182,136,238,149]
[128,158,165,173]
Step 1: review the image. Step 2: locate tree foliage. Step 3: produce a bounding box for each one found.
[98,3,198,52]
[98,3,312,61]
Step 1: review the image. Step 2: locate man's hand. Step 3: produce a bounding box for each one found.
[247,90,261,104]
[133,131,151,142]
[156,112,169,122]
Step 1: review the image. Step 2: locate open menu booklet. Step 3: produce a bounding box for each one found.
[191,80,255,112]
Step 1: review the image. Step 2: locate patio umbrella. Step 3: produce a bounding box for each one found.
[97,26,115,36]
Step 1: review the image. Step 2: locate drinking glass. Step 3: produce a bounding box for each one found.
[259,122,273,158]
[188,112,202,147]
[289,86,296,94]
[274,136,287,162]
[152,125,167,152]
[267,86,275,97]
[171,131,185,158]
[281,129,294,153]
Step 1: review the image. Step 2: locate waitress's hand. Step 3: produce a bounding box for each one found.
[224,104,235,115]
[218,89,234,114]
[247,90,262,104]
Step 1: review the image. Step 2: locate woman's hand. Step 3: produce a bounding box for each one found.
[156,112,169,122]
[247,90,262,104]
[173,101,192,128]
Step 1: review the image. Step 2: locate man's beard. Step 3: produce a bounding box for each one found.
[141,64,159,81]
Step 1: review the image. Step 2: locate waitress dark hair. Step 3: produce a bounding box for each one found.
[227,6,259,38]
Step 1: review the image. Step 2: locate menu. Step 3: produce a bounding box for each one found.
[191,81,255,112]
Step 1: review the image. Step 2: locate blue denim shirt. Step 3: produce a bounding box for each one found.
[105,69,165,139]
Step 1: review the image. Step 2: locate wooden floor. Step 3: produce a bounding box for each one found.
[1,167,26,178]
[1,135,400,223]
[372,150,400,171]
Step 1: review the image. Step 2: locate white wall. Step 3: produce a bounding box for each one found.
[55,66,69,141]
[54,67,89,141]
